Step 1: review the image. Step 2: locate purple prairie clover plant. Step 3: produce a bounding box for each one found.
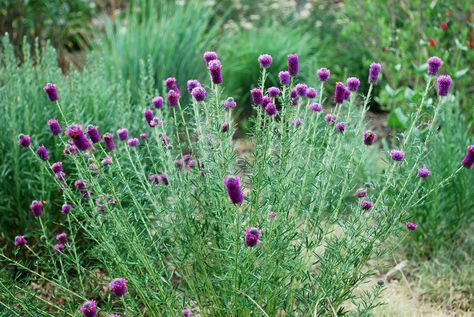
[427,56,443,76]
[279,71,290,85]
[268,87,280,98]
[103,133,116,152]
[251,88,263,105]
[268,211,277,219]
[36,145,49,160]
[368,63,382,84]
[43,83,59,101]
[265,103,278,116]
[224,176,244,205]
[110,278,127,297]
[208,59,223,84]
[418,167,430,179]
[317,68,330,81]
[221,121,230,133]
[287,54,299,76]
[165,77,179,94]
[182,308,191,317]
[187,79,201,93]
[245,227,261,247]
[48,119,62,135]
[18,134,31,148]
[30,200,44,217]
[144,108,154,124]
[191,86,206,102]
[295,83,308,97]
[14,235,27,247]
[334,82,346,104]
[461,145,474,168]
[261,96,272,108]
[140,133,148,140]
[86,125,101,143]
[292,118,303,127]
[54,243,65,254]
[117,128,128,141]
[324,113,337,123]
[335,122,346,133]
[390,150,405,161]
[347,77,360,92]
[127,138,139,147]
[166,90,180,107]
[65,125,92,151]
[355,187,367,198]
[223,97,237,108]
[308,103,322,112]
[406,222,417,231]
[306,87,317,99]
[258,54,273,69]
[56,232,68,244]
[80,300,97,317]
[152,96,164,109]
[363,131,377,145]
[203,51,217,64]
[61,203,72,214]
[437,75,452,96]
[361,200,373,210]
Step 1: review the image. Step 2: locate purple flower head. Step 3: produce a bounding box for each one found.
[152,96,164,109]
[334,82,346,104]
[175,160,183,169]
[74,179,86,191]
[335,122,346,133]
[344,88,351,100]
[208,59,223,84]
[290,88,298,99]
[43,83,59,102]
[390,150,405,161]
[166,90,180,107]
[223,97,237,108]
[191,86,206,102]
[182,308,191,317]
[268,211,277,219]
[368,63,382,84]
[14,235,27,247]
[117,128,128,141]
[245,227,261,247]
[261,96,272,108]
[51,162,63,173]
[265,103,278,116]
[279,71,291,86]
[287,54,299,77]
[317,68,330,82]
[64,144,77,155]
[103,133,116,152]
[324,113,337,123]
[427,56,443,76]
[165,77,179,93]
[30,200,44,217]
[65,125,92,151]
[149,117,163,127]
[110,278,127,297]
[223,175,244,205]
[86,125,101,143]
[48,119,62,136]
[291,117,303,127]
[203,51,218,64]
[18,134,31,148]
[406,222,417,231]
[363,131,377,145]
[347,77,360,92]
[308,103,322,112]
[355,187,367,198]
[56,232,68,244]
[55,171,66,181]
[144,108,154,124]
[140,133,148,140]
[102,156,112,166]
[361,200,373,210]
[437,75,452,97]
[80,300,97,317]
[258,54,273,69]
[461,145,474,169]
[250,88,263,105]
[295,83,308,97]
[54,243,65,254]
[290,97,298,106]
[221,121,230,133]
[61,203,72,214]
[127,138,139,147]
[37,145,49,161]
[306,87,317,99]
[418,167,430,179]
[183,154,192,164]
[187,80,201,93]
[268,87,280,98]
[188,160,196,168]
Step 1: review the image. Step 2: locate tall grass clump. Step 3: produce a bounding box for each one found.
[0,50,469,316]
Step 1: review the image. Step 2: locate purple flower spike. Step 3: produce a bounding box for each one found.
[258,54,273,69]
[295,83,308,97]
[306,87,317,99]
[224,176,244,205]
[43,83,59,102]
[406,222,417,231]
[437,75,452,97]
[165,77,179,93]
[117,128,128,141]
[223,97,237,108]
[287,54,299,77]
[347,77,360,92]
[334,82,346,104]
[268,87,280,97]
[292,117,303,127]
[102,156,112,166]
[418,167,430,179]
[56,232,68,244]
[127,138,139,147]
[144,108,154,124]
[187,80,201,93]
[427,56,443,76]
[279,71,291,86]
[335,122,346,133]
[361,200,373,210]
[251,88,263,105]
[86,125,101,143]
[461,145,474,169]
[261,96,272,108]
[208,59,223,84]
[166,90,180,107]
[103,133,116,152]
[363,131,377,145]
[317,68,330,82]
[355,187,367,198]
[245,227,261,247]
[324,113,337,123]
[175,160,183,169]
[140,133,148,140]
[268,211,277,219]
[152,96,163,109]
[203,51,218,64]
[65,125,92,151]
[18,134,31,148]
[80,300,97,317]
[308,103,322,112]
[37,145,49,161]
[191,86,206,102]
[149,173,169,185]
[390,150,405,161]
[51,162,63,173]
[182,308,191,317]
[14,235,27,247]
[265,103,278,116]
[221,121,230,133]
[54,243,65,254]
[149,117,163,127]
[30,200,44,217]
[48,119,62,136]
[368,63,382,84]
[61,203,72,214]
[110,278,127,297]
